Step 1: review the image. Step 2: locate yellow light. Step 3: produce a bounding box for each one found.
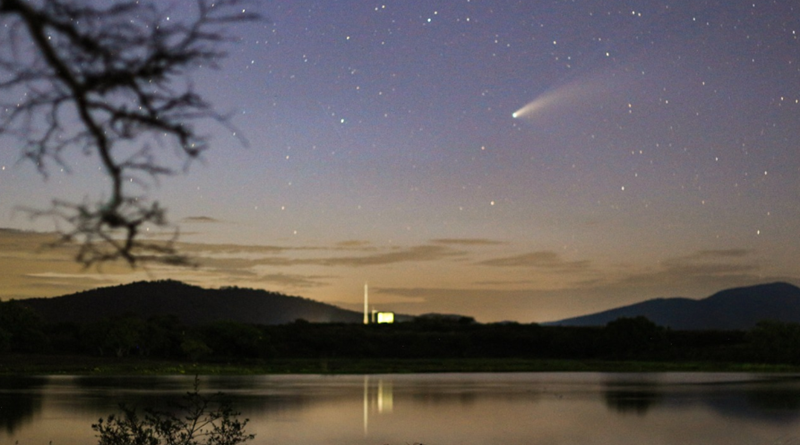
[376,312,394,324]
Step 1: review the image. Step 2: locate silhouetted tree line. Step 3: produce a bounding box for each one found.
[3,299,800,364]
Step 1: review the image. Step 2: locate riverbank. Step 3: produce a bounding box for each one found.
[4,355,800,375]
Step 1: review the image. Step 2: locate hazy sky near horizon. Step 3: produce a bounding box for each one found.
[1,0,800,322]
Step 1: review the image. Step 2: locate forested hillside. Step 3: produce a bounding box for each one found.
[19,280,365,325]
[549,282,800,330]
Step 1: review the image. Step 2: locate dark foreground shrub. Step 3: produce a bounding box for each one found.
[93,377,254,445]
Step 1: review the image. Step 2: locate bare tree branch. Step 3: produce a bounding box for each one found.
[0,0,259,266]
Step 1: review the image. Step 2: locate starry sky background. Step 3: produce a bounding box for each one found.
[1,0,800,322]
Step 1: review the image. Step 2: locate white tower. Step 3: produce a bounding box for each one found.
[363,282,369,324]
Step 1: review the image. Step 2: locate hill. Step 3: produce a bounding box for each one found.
[547,282,800,330]
[19,280,366,325]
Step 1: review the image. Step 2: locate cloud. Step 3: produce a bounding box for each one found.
[558,248,800,312]
[309,244,465,266]
[183,243,464,270]
[254,273,331,288]
[375,286,590,322]
[370,248,800,323]
[478,251,590,271]
[177,242,289,256]
[335,240,373,248]
[21,272,133,292]
[0,229,149,299]
[472,279,538,286]
[687,249,753,259]
[0,229,69,257]
[431,238,505,246]
[6,227,795,324]
[614,249,762,288]
[181,216,224,224]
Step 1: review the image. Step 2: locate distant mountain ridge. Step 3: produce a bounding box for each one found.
[548,282,800,330]
[20,280,367,325]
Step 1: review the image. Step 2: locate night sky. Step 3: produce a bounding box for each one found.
[1,0,800,322]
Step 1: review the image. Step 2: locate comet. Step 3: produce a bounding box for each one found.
[512,89,565,120]
[512,69,618,121]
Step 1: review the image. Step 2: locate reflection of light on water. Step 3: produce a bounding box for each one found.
[363,376,394,436]
[377,379,393,413]
[363,377,367,436]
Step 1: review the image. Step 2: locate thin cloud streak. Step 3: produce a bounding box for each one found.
[478,251,591,271]
[181,216,224,224]
[254,273,332,288]
[431,238,505,246]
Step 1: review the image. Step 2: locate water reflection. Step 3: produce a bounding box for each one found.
[2,373,800,445]
[363,376,393,435]
[748,388,800,411]
[707,388,800,424]
[604,387,662,415]
[0,376,46,434]
[600,374,800,424]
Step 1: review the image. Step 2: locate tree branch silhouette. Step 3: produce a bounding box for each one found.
[0,0,257,266]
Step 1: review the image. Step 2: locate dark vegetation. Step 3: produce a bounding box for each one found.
[5,280,800,373]
[93,377,254,445]
[4,295,800,372]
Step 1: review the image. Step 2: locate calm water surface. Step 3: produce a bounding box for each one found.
[3,373,800,445]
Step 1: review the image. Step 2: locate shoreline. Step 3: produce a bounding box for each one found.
[4,355,800,375]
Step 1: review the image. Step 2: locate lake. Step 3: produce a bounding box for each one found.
[3,373,800,445]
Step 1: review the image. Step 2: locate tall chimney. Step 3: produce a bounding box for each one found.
[363,282,369,324]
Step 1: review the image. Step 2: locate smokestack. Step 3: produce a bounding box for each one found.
[363,282,369,324]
